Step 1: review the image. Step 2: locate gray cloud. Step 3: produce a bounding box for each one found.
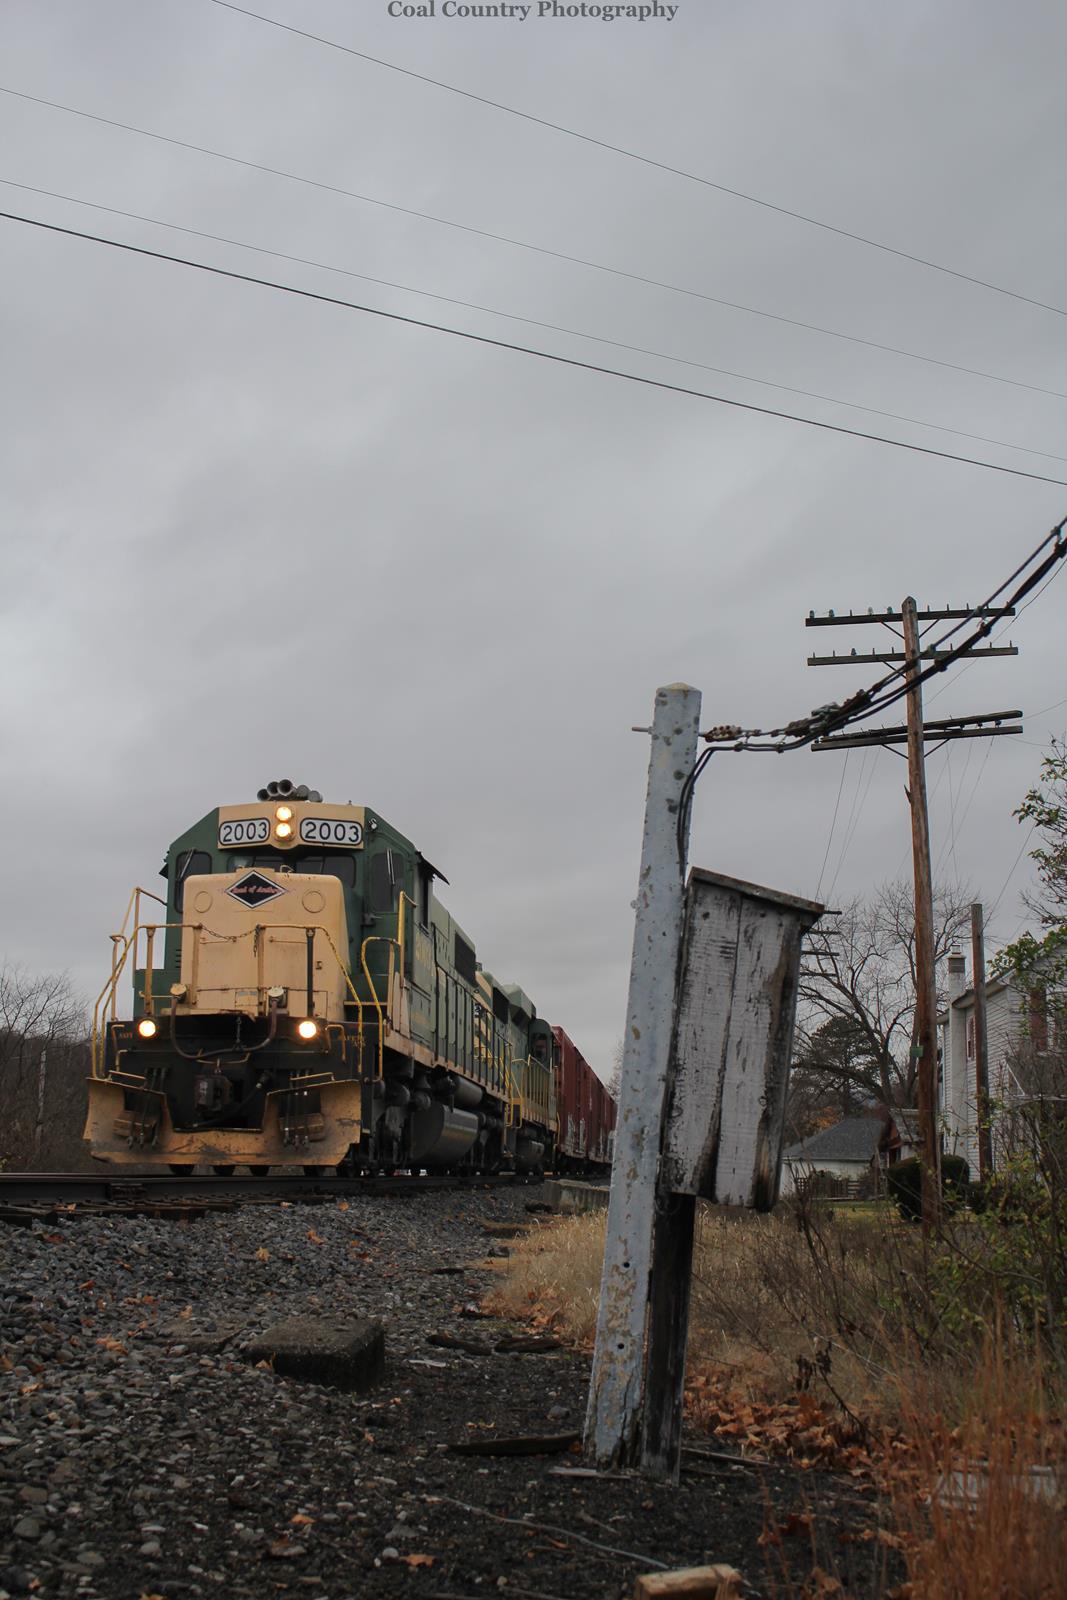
[1,0,1064,1071]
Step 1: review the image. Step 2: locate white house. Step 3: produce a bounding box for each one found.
[940,948,1053,1175]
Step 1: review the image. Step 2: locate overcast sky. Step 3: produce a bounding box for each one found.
[2,0,1065,1075]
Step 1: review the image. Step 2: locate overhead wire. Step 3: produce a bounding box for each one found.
[987,823,1039,923]
[6,206,1067,494]
[209,0,1067,320]
[826,750,878,903]
[1029,695,1067,720]
[3,85,1062,404]
[5,176,1064,465]
[677,512,1067,853]
[814,749,850,900]
[706,518,1067,752]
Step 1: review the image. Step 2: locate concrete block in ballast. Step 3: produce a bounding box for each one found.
[244,1316,385,1391]
[544,1179,611,1214]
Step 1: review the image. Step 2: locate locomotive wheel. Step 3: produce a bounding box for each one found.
[212,1164,236,1176]
[247,1165,270,1177]
[168,1163,195,1175]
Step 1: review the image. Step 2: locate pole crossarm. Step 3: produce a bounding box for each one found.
[813,726,1021,750]
[807,644,1017,666]
[806,606,1015,626]
[813,709,1023,750]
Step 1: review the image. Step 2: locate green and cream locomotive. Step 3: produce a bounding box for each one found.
[85,780,554,1174]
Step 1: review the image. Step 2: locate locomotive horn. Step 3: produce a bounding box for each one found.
[277,778,294,795]
[295,784,309,800]
[256,788,269,801]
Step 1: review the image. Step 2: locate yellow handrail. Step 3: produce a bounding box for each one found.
[93,906,369,1078]
[360,935,399,1080]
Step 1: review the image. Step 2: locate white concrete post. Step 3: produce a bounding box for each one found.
[584,682,701,1467]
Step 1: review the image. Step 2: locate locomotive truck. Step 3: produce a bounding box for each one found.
[84,781,614,1175]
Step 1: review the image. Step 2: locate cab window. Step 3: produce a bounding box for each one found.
[226,848,356,888]
[173,849,212,912]
[368,850,404,915]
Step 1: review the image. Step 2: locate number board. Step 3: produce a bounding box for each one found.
[218,817,270,847]
[300,817,364,846]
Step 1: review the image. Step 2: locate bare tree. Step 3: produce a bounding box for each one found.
[0,962,86,1166]
[796,878,972,1108]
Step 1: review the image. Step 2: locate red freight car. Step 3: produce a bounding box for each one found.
[552,1026,616,1172]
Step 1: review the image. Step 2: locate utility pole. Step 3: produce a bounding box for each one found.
[902,598,941,1227]
[971,901,993,1181]
[806,599,1021,1230]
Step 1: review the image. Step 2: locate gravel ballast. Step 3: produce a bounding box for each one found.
[0,1183,891,1599]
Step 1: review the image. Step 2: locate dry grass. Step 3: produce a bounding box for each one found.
[491,1203,927,1413]
[486,1211,606,1344]
[490,1206,1066,1598]
[888,1340,1066,1599]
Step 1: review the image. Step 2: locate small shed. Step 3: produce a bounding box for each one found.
[779,1114,884,1197]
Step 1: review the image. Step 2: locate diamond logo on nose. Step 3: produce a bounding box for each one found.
[226,871,287,907]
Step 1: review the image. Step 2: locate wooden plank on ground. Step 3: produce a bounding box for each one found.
[634,1564,743,1599]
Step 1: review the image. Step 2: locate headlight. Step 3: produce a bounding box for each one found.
[275,805,293,822]
[137,1017,158,1039]
[297,1019,319,1041]
[275,821,293,840]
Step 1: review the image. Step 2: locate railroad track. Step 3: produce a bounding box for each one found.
[0,1169,536,1227]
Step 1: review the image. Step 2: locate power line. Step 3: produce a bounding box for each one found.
[5,84,1060,405]
[1029,695,1067,719]
[5,175,1064,465]
[209,0,1067,320]
[693,517,1066,774]
[6,205,1067,491]
[826,750,877,902]
[814,748,849,900]
[987,822,1038,922]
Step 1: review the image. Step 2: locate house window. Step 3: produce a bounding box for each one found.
[967,1016,975,1059]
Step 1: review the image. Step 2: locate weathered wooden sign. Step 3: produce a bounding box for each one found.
[660,869,823,1210]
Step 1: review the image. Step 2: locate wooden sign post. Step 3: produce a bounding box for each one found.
[642,870,823,1477]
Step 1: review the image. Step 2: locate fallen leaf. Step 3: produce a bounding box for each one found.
[402,1555,435,1569]
[306,1229,325,1245]
[266,1538,306,1560]
[179,1305,193,1320]
[290,1513,314,1526]
[256,1247,270,1262]
[96,1337,127,1354]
